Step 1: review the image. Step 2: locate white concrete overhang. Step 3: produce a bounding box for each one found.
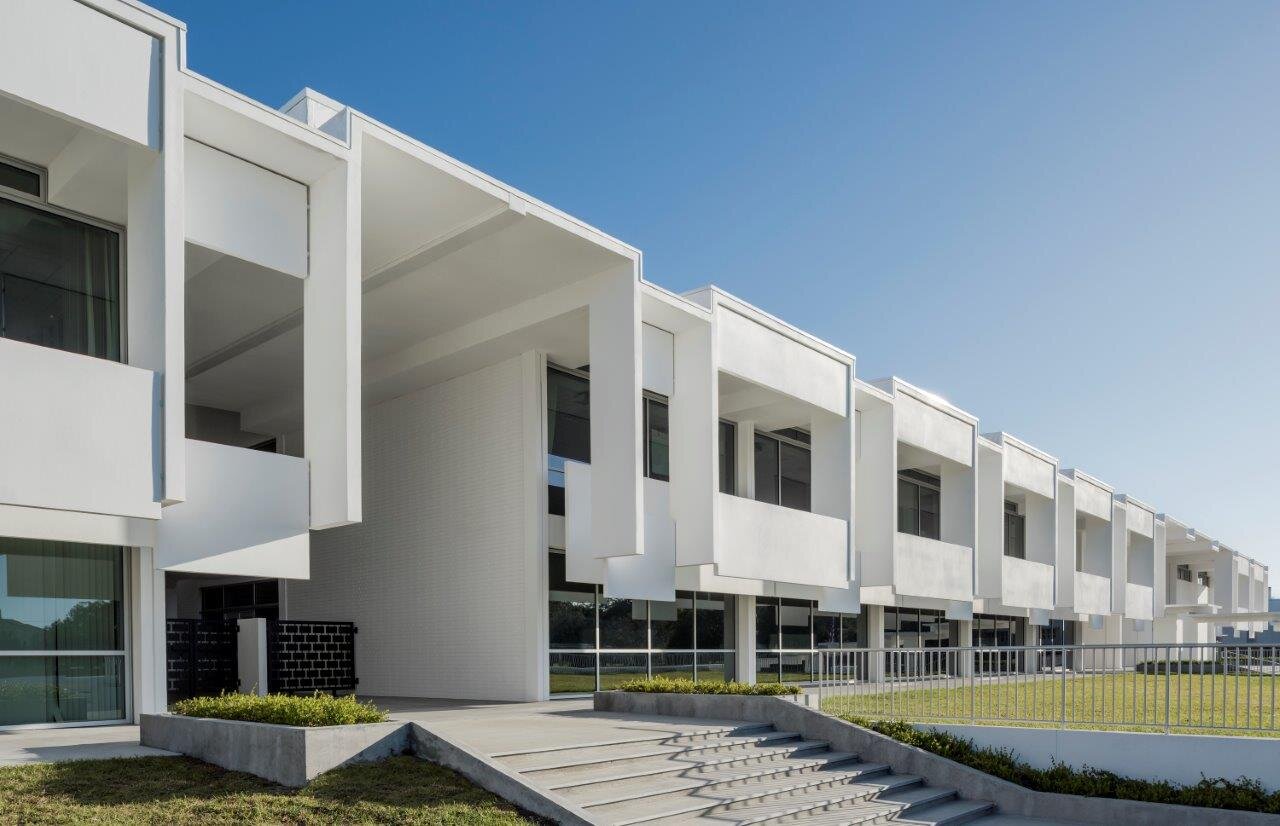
[1060,468,1114,522]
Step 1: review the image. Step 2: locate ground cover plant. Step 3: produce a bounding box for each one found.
[846,716,1280,814]
[171,692,387,727]
[613,676,800,695]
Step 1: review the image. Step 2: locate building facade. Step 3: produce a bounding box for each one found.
[0,0,1271,727]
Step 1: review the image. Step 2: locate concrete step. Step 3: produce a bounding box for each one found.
[602,769,926,825]
[886,796,995,825]
[505,730,814,775]
[489,723,774,759]
[543,740,847,791]
[576,757,891,810]
[732,778,962,824]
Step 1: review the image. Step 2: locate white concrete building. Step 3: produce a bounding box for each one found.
[0,0,1269,729]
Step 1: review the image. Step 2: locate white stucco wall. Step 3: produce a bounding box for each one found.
[287,354,546,701]
[1002,556,1054,610]
[895,394,973,467]
[1075,570,1111,616]
[715,493,848,588]
[893,533,973,602]
[0,338,161,519]
[716,307,846,416]
[1,0,161,148]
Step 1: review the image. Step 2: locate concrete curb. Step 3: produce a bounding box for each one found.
[140,714,408,787]
[593,692,1277,826]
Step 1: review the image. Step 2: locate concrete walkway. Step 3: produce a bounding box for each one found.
[0,724,175,765]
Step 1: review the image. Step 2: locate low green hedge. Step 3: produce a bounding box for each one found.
[613,677,800,696]
[171,692,387,727]
[846,716,1280,814]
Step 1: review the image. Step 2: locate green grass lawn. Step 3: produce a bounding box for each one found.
[0,755,536,825]
[821,673,1280,737]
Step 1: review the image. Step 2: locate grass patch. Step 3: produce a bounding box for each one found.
[0,755,534,825]
[172,692,387,727]
[844,716,1280,814]
[614,676,800,695]
[821,674,1280,737]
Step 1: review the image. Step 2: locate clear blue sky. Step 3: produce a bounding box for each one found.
[154,1,1280,573]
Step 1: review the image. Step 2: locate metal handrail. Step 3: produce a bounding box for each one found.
[813,643,1279,735]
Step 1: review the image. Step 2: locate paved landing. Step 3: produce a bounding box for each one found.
[0,724,175,766]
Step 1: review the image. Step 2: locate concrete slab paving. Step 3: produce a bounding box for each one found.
[0,724,176,765]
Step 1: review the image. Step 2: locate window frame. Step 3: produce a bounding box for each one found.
[897,469,941,540]
[0,153,46,201]
[1003,500,1026,559]
[753,428,812,511]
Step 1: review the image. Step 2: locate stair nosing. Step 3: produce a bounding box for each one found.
[578,756,881,808]
[738,783,957,826]
[546,742,851,791]
[488,723,774,759]
[889,797,994,826]
[609,771,925,826]
[513,731,811,774]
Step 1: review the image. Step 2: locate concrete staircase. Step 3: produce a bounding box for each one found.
[491,718,1051,825]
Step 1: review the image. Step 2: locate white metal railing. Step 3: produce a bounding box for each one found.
[815,644,1280,735]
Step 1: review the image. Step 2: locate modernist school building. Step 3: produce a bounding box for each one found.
[0,0,1270,729]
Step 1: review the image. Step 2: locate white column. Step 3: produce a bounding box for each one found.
[1111,501,1128,616]
[735,419,755,499]
[735,595,756,683]
[130,546,167,717]
[588,265,643,558]
[305,149,362,529]
[1055,478,1076,608]
[671,321,715,566]
[813,370,856,611]
[955,619,974,677]
[865,605,886,682]
[126,143,184,505]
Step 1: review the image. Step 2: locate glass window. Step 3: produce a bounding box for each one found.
[644,399,669,481]
[695,593,734,650]
[779,599,811,649]
[0,538,123,652]
[0,197,120,360]
[0,655,124,726]
[599,653,647,689]
[814,613,840,649]
[755,598,779,650]
[547,368,590,462]
[898,471,941,540]
[650,592,694,649]
[840,615,860,648]
[652,652,694,681]
[779,442,811,510]
[718,421,736,495]
[0,161,40,198]
[599,598,646,649]
[549,652,596,694]
[753,435,779,505]
[548,552,595,650]
[1004,501,1025,559]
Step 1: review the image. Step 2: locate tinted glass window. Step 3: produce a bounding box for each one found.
[0,538,123,651]
[599,598,646,649]
[779,599,811,649]
[696,593,734,650]
[779,442,811,510]
[0,198,120,360]
[718,421,736,494]
[547,369,590,462]
[549,552,595,649]
[754,435,779,505]
[814,613,840,649]
[0,162,40,197]
[645,399,669,481]
[650,592,694,649]
[755,598,779,649]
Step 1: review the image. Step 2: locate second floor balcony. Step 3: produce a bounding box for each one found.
[1075,570,1111,616]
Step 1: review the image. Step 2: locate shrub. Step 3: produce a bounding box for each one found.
[172,692,387,727]
[613,677,800,696]
[845,716,1280,814]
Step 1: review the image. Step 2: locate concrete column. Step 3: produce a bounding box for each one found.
[671,321,715,566]
[237,618,269,695]
[734,595,756,683]
[865,605,886,682]
[955,619,974,677]
[589,265,643,559]
[130,545,167,718]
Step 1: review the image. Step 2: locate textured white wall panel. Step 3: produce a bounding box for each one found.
[288,356,542,701]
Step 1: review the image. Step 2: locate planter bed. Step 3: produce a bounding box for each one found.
[140,713,410,787]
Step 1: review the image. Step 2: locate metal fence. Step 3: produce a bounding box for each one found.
[166,619,238,703]
[265,620,358,695]
[815,644,1280,735]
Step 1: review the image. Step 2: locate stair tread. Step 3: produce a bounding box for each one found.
[603,772,925,825]
[490,724,772,758]
[718,782,951,826]
[576,759,889,809]
[887,797,993,824]
[519,738,828,782]
[502,731,805,772]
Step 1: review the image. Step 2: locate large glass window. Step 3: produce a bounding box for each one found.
[0,159,41,198]
[0,538,126,727]
[0,197,120,361]
[755,597,861,683]
[547,552,736,694]
[1004,500,1025,559]
[547,367,591,516]
[897,470,940,540]
[753,431,811,511]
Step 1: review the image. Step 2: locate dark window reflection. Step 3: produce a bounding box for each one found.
[547,369,590,463]
[549,552,595,650]
[650,592,694,649]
